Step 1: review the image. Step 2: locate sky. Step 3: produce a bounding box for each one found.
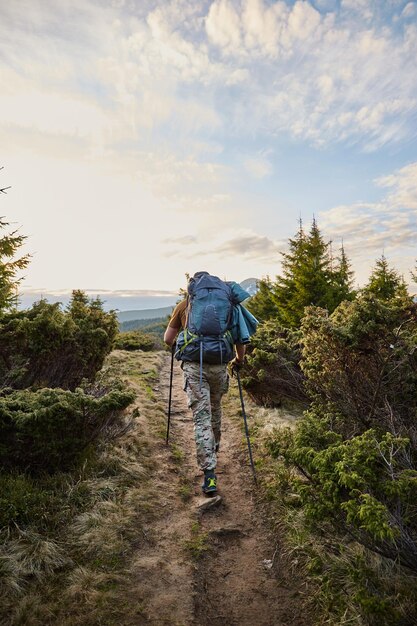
[1,0,417,308]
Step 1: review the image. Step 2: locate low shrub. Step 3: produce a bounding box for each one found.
[114,330,156,352]
[0,387,135,474]
[258,294,417,622]
[243,320,307,406]
[0,291,118,391]
[268,295,417,574]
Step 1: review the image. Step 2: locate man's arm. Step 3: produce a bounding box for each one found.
[229,343,247,373]
[164,300,186,346]
[235,343,246,363]
[164,325,178,346]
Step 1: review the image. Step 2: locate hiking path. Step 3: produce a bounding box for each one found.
[131,352,309,626]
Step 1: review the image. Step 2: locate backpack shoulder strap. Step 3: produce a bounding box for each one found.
[184,295,191,328]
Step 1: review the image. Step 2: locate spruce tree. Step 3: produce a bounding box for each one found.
[248,220,306,323]
[275,218,337,327]
[330,243,355,307]
[364,255,409,301]
[273,218,307,327]
[248,219,355,327]
[246,276,278,321]
[0,218,30,312]
[411,263,417,285]
[0,171,30,312]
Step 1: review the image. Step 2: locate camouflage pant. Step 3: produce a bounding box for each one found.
[182,361,229,471]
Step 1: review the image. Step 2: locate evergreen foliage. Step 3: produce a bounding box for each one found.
[0,217,30,312]
[243,321,307,406]
[278,218,331,326]
[114,330,157,351]
[363,255,410,301]
[0,387,135,475]
[246,276,278,321]
[0,292,118,390]
[0,191,140,622]
[268,295,417,573]
[247,219,355,327]
[0,350,160,625]
[411,262,417,285]
[329,243,355,309]
[120,316,166,333]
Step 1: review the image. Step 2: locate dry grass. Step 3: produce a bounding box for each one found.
[65,566,124,604]
[0,550,25,597]
[9,594,50,626]
[6,531,69,578]
[0,349,168,626]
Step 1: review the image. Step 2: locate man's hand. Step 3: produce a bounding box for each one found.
[229,356,244,377]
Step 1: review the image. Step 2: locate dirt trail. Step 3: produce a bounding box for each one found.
[133,353,309,626]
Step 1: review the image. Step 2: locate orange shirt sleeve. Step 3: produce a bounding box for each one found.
[168,299,187,330]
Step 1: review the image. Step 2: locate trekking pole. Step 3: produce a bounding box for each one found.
[165,344,175,445]
[236,369,257,484]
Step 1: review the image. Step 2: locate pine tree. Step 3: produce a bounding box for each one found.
[411,263,417,285]
[0,217,30,312]
[275,218,337,327]
[273,218,308,327]
[247,220,306,323]
[248,219,355,327]
[330,243,355,307]
[246,276,278,321]
[295,218,332,307]
[364,255,409,300]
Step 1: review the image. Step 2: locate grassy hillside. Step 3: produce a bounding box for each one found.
[117,306,174,323]
[119,317,168,334]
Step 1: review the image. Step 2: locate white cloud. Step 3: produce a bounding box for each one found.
[206,0,243,53]
[0,92,110,141]
[375,162,417,210]
[402,2,417,18]
[206,0,325,59]
[204,0,417,149]
[2,0,417,155]
[213,231,283,260]
[163,227,283,263]
[319,161,417,284]
[163,235,198,245]
[131,152,230,217]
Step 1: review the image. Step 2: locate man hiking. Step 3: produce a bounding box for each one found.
[164,271,257,496]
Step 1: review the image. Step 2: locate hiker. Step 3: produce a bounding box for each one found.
[164,271,257,495]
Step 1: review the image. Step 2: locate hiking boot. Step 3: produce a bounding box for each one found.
[202,470,217,495]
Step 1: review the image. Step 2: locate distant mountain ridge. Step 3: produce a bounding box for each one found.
[117,278,259,326]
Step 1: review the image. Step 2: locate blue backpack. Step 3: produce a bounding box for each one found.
[175,272,235,366]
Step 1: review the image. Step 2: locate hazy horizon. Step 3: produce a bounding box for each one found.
[16,276,261,311]
[17,288,179,313]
